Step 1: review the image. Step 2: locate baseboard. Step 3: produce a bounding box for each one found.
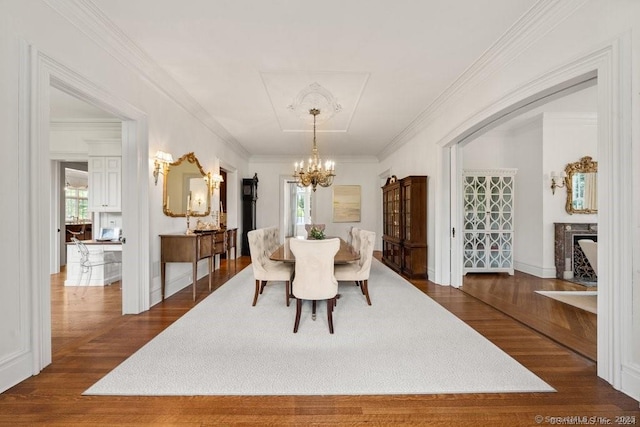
[514,261,556,278]
[150,266,206,306]
[0,352,34,394]
[621,363,640,403]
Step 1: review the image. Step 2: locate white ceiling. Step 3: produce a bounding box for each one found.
[53,0,541,158]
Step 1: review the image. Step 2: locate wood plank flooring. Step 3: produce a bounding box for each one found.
[460,271,597,361]
[0,255,637,426]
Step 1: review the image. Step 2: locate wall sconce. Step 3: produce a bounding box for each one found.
[153,150,174,185]
[550,170,567,195]
[206,172,224,193]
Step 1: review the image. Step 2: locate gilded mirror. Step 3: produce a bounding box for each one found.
[565,156,597,214]
[163,152,211,217]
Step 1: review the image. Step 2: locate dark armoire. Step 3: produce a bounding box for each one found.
[241,173,258,256]
[381,175,428,279]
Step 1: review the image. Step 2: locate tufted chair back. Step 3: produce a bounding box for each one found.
[333,229,376,306]
[355,230,376,272]
[290,238,339,301]
[350,227,361,254]
[248,228,268,275]
[264,226,280,254]
[247,227,293,306]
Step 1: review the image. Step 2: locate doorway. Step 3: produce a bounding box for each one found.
[49,87,125,355]
[456,82,598,360]
[22,48,150,381]
[438,40,632,387]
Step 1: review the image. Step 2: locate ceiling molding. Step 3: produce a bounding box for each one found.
[44,0,250,160]
[377,0,589,160]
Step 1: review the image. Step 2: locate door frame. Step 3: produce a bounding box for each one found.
[22,43,150,375]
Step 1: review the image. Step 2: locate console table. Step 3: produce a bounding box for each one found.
[160,228,237,300]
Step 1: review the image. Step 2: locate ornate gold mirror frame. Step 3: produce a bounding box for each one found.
[163,152,211,217]
[564,156,598,215]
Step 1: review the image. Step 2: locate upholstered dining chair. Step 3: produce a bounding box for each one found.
[289,238,340,334]
[578,239,598,276]
[248,228,293,306]
[334,230,376,305]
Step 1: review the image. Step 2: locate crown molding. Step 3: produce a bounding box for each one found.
[378,0,589,160]
[44,0,250,160]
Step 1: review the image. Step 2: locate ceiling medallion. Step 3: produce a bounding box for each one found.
[288,82,342,124]
[293,108,336,192]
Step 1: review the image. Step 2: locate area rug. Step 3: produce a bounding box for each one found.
[535,290,597,314]
[84,259,554,396]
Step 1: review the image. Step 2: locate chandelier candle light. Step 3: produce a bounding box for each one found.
[293,108,336,191]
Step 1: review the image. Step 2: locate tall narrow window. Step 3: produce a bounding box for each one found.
[65,168,90,222]
[284,181,314,238]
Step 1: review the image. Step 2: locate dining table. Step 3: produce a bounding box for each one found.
[269,237,360,263]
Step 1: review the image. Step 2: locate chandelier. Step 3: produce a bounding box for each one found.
[293,108,336,191]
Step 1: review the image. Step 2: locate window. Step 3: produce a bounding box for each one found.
[284,181,314,238]
[295,186,312,225]
[65,187,89,222]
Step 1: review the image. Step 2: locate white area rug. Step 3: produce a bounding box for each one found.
[85,260,554,396]
[535,290,597,314]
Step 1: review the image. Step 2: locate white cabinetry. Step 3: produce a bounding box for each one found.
[463,169,516,275]
[88,156,121,212]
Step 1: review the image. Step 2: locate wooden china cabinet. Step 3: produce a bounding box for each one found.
[382,175,428,279]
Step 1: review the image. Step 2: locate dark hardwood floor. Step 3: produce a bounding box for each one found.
[0,255,637,426]
[461,270,597,361]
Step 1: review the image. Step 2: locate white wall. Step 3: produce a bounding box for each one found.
[249,157,381,247]
[505,119,544,276]
[541,112,598,271]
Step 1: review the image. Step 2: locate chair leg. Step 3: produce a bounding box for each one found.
[358,280,365,295]
[252,279,260,306]
[293,299,302,333]
[285,280,290,306]
[312,300,317,320]
[362,279,371,305]
[327,298,334,334]
[259,280,267,294]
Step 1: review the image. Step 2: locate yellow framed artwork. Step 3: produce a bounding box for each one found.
[333,185,361,222]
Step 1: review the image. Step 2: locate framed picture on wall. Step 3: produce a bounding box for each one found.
[333,185,361,222]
